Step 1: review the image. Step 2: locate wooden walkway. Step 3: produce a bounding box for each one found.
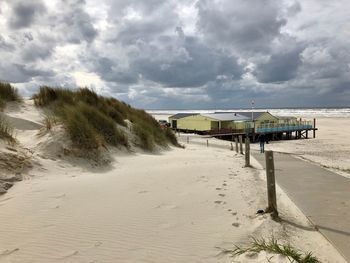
[252,151,350,261]
[176,128,318,142]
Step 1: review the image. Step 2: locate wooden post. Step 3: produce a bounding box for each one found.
[245,137,250,167]
[206,139,209,147]
[230,142,233,151]
[239,136,243,155]
[313,118,316,138]
[187,136,189,144]
[265,151,278,219]
[235,137,239,153]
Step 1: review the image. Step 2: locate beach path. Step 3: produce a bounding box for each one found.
[252,151,350,261]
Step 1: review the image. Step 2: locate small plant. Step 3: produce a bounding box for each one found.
[0,115,15,143]
[43,115,58,131]
[231,237,320,263]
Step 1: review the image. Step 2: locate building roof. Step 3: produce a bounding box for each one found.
[201,113,251,121]
[276,116,297,120]
[230,111,270,120]
[169,113,198,119]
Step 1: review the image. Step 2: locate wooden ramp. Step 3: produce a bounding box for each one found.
[252,151,350,261]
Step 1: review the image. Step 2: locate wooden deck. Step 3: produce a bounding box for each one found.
[174,126,318,142]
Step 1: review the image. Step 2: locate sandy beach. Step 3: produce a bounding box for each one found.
[0,101,346,262]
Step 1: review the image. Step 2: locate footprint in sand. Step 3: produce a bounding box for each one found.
[58,250,79,259]
[0,248,19,256]
[216,187,222,191]
[232,223,240,227]
[94,241,102,247]
[218,193,225,197]
[214,200,226,205]
[51,193,66,199]
[155,203,178,209]
[138,190,149,194]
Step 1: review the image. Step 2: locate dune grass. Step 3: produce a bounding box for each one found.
[0,115,15,143]
[0,82,21,110]
[33,86,178,154]
[231,237,320,263]
[0,82,19,143]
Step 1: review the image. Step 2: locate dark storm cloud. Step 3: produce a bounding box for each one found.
[0,0,349,108]
[8,0,46,29]
[133,35,244,87]
[21,42,53,62]
[94,57,139,84]
[255,41,305,83]
[54,0,97,44]
[0,63,54,83]
[196,0,287,52]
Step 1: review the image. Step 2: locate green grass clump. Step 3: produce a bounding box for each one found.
[62,103,128,148]
[33,86,74,106]
[133,123,155,151]
[231,237,320,263]
[33,86,178,153]
[0,115,15,143]
[58,105,100,150]
[43,114,58,131]
[0,82,21,110]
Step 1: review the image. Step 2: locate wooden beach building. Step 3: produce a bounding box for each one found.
[169,111,317,141]
[170,113,252,133]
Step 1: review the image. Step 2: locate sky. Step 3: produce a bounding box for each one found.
[0,0,349,109]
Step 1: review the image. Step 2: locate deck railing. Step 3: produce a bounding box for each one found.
[208,128,248,135]
[256,121,313,133]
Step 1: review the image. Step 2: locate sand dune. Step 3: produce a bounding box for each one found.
[0,101,346,262]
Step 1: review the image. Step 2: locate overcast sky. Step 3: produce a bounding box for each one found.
[0,0,349,109]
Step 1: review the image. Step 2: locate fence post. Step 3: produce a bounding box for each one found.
[206,139,209,147]
[235,137,239,153]
[187,136,189,144]
[265,151,278,219]
[230,142,233,151]
[239,136,243,154]
[245,137,250,167]
[313,118,316,138]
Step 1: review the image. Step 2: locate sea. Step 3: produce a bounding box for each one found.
[148,108,350,119]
